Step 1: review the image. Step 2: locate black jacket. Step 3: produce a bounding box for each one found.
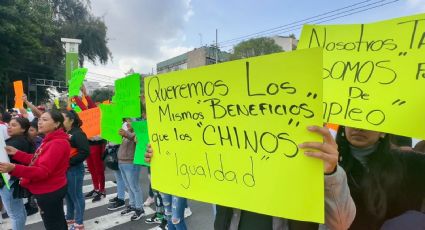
[6,135,34,162]
[1,135,34,188]
[68,127,90,166]
[340,148,425,229]
[214,206,318,230]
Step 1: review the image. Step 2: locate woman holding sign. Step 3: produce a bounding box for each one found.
[1,110,71,230]
[62,110,90,230]
[145,125,356,230]
[117,120,146,221]
[0,117,33,230]
[73,85,107,203]
[336,126,425,229]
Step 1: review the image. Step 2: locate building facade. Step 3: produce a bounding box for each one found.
[157,46,230,74]
[271,36,298,51]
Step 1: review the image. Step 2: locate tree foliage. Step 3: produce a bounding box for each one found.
[52,0,111,66]
[229,37,283,60]
[90,88,114,103]
[0,0,111,107]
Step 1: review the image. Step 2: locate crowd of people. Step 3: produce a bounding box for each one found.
[0,82,423,230]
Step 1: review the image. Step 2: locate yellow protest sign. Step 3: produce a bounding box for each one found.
[145,48,324,223]
[298,13,425,139]
[54,98,60,109]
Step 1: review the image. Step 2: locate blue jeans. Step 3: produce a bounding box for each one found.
[113,169,125,200]
[119,163,143,209]
[0,179,26,230]
[161,194,187,230]
[65,163,85,225]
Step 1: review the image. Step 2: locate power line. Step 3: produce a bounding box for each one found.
[220,0,399,48]
[218,0,395,47]
[219,0,399,48]
[217,0,400,49]
[218,0,375,45]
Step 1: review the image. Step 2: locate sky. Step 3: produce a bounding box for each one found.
[85,0,425,84]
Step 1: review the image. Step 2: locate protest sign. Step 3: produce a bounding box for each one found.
[13,81,24,109]
[74,105,82,113]
[79,107,101,138]
[298,13,425,139]
[68,68,87,97]
[99,104,122,144]
[113,74,141,118]
[54,98,60,109]
[0,132,10,189]
[145,48,324,223]
[132,120,150,166]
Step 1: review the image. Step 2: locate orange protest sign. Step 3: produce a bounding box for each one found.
[78,107,101,138]
[13,81,24,109]
[326,123,339,132]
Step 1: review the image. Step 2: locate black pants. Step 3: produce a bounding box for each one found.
[34,185,67,230]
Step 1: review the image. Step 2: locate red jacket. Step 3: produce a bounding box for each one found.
[73,95,96,111]
[10,129,70,195]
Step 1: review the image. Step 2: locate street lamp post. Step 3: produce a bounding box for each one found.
[61,38,82,85]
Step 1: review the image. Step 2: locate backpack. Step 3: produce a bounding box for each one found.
[103,145,120,170]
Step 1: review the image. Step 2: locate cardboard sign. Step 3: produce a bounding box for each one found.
[79,107,101,139]
[68,68,87,97]
[145,48,324,223]
[13,81,24,109]
[298,13,425,139]
[113,74,141,118]
[0,132,10,189]
[99,104,122,144]
[132,120,150,167]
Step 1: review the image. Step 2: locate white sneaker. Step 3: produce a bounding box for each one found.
[184,207,192,218]
[143,196,155,206]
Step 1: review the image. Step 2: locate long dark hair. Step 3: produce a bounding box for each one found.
[62,110,83,128]
[336,126,403,220]
[46,110,65,130]
[10,117,30,137]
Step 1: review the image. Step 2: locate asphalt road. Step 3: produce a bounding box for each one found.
[1,167,214,230]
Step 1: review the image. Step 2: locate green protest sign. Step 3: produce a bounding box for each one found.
[113,74,141,118]
[132,120,150,166]
[68,68,87,97]
[74,105,82,113]
[99,104,122,144]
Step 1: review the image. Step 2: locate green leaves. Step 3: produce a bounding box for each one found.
[230,37,283,60]
[0,0,111,106]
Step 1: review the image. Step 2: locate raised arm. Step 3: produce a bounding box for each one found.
[23,94,42,118]
[81,85,97,109]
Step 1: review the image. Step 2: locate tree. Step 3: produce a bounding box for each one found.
[90,88,114,103]
[51,0,112,66]
[0,0,61,107]
[0,0,111,107]
[229,37,283,60]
